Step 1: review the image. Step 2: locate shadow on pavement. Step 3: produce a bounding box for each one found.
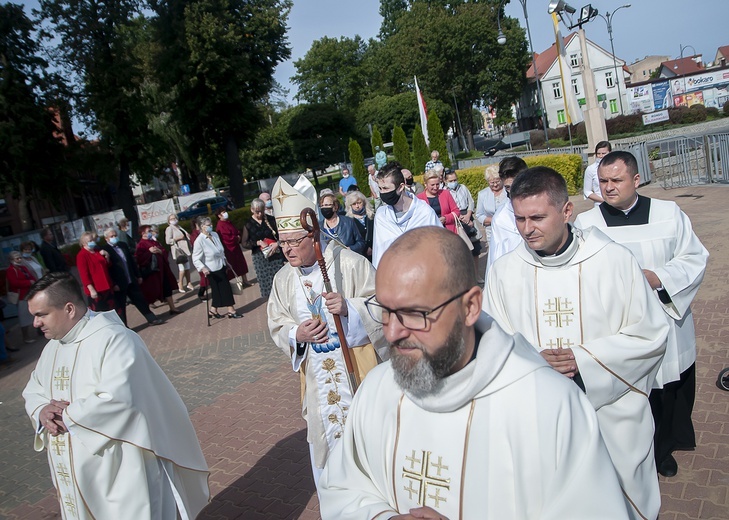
[199,429,316,519]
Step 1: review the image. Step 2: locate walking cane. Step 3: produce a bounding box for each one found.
[205,283,210,327]
[299,207,360,394]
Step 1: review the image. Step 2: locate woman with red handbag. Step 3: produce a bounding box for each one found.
[244,199,285,299]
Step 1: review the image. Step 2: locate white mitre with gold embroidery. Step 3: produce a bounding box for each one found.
[272,175,316,232]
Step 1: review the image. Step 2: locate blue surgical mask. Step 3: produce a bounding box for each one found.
[109,237,119,245]
[265,200,273,209]
[87,241,97,249]
[169,220,179,226]
[447,181,458,190]
[22,252,32,258]
[204,226,213,233]
[146,232,153,240]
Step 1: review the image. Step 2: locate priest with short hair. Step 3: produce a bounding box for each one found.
[484,167,669,520]
[575,150,708,478]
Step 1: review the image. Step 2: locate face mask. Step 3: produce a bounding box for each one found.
[320,207,335,219]
[380,188,402,206]
[447,181,458,190]
[353,207,366,215]
[146,232,154,240]
[170,220,178,226]
[87,241,97,249]
[265,200,273,209]
[405,178,414,186]
[343,172,349,178]
[220,212,228,220]
[109,237,119,245]
[204,226,213,234]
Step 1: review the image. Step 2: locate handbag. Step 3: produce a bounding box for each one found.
[227,265,244,295]
[140,254,159,277]
[175,248,189,265]
[454,219,474,251]
[261,238,277,259]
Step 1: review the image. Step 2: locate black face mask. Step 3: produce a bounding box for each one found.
[321,207,335,219]
[405,178,414,186]
[380,188,402,206]
[353,207,366,215]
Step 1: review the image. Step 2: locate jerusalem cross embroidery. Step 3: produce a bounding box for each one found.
[543,297,574,327]
[402,450,451,508]
[54,367,71,391]
[546,337,575,349]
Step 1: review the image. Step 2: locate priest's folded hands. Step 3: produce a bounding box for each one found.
[296,318,329,344]
[391,506,450,520]
[540,348,579,378]
[39,399,69,436]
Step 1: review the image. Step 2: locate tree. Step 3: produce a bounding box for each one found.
[378,0,408,40]
[412,124,429,174]
[348,138,369,196]
[0,3,68,230]
[292,36,367,114]
[240,123,297,180]
[150,0,292,206]
[370,125,384,156]
[427,111,450,168]
[392,125,411,170]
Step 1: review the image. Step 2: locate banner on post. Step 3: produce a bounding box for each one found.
[137,199,176,226]
[91,210,125,236]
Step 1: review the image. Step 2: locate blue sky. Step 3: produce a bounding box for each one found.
[19,0,729,103]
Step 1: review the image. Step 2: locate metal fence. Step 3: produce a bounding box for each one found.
[707,133,729,184]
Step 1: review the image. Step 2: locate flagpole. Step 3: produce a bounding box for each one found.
[552,13,573,149]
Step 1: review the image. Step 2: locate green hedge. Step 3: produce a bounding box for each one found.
[453,154,584,196]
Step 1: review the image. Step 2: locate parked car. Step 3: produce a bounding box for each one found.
[484,140,510,157]
[178,196,230,220]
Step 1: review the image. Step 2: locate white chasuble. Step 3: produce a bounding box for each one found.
[485,227,669,520]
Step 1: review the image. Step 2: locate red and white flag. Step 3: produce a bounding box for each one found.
[415,76,430,146]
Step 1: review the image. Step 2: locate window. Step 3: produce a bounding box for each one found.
[557,109,566,124]
[606,71,615,88]
[609,99,618,114]
[552,82,562,99]
[570,53,579,68]
[572,78,579,95]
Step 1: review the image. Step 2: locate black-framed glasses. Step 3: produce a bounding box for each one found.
[364,289,469,331]
[278,234,310,248]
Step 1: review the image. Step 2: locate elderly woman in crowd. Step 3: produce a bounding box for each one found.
[215,206,250,286]
[193,217,243,319]
[136,224,183,316]
[344,190,374,260]
[318,193,366,255]
[116,217,136,249]
[445,169,482,274]
[6,251,38,344]
[76,231,115,312]
[165,213,194,293]
[475,164,508,244]
[190,216,210,301]
[417,169,460,233]
[244,199,285,300]
[19,241,46,280]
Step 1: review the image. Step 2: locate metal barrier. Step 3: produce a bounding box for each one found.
[644,135,709,189]
[706,133,729,184]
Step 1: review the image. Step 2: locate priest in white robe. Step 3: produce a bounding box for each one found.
[319,227,628,520]
[267,177,388,487]
[574,150,708,478]
[372,162,441,268]
[23,273,209,520]
[484,167,669,520]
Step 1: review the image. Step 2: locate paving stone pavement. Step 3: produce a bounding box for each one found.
[0,183,728,519]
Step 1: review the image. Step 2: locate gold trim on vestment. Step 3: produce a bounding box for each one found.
[68,434,96,519]
[459,400,476,520]
[578,264,584,344]
[622,488,649,520]
[533,268,541,346]
[392,393,405,513]
[575,345,648,398]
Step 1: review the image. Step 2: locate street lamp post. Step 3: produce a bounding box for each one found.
[598,4,630,115]
[679,44,697,58]
[497,0,550,147]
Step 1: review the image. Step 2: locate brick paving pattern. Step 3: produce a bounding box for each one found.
[0,183,727,519]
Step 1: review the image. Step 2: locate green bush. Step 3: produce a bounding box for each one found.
[349,138,369,195]
[606,114,644,135]
[668,106,708,125]
[412,124,430,174]
[427,111,451,168]
[392,125,412,171]
[371,125,384,157]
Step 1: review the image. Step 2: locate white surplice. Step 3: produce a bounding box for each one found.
[371,193,441,268]
[268,241,388,472]
[582,162,601,206]
[484,226,668,520]
[23,311,209,520]
[319,314,629,520]
[485,199,521,274]
[575,198,708,386]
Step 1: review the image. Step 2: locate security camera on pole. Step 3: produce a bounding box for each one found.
[548,1,608,157]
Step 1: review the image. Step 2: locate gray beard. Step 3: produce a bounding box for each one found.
[390,317,466,398]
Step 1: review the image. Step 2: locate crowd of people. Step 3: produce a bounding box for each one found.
[12,148,709,520]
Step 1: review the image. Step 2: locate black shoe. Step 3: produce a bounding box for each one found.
[169,309,184,315]
[148,319,163,325]
[658,454,678,477]
[209,312,223,319]
[227,312,243,319]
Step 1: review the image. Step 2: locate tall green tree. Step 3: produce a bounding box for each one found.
[412,124,429,174]
[240,124,297,180]
[370,125,384,156]
[348,138,368,196]
[427,111,450,168]
[292,36,367,114]
[150,0,292,206]
[392,125,411,170]
[0,3,68,230]
[378,0,408,40]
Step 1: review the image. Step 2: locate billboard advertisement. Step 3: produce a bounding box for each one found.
[628,85,654,113]
[651,81,671,110]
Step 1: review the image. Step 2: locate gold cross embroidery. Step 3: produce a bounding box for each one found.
[273,184,293,206]
[545,338,575,349]
[54,367,71,391]
[63,493,77,517]
[51,435,66,456]
[56,463,71,486]
[402,450,450,507]
[543,298,574,328]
